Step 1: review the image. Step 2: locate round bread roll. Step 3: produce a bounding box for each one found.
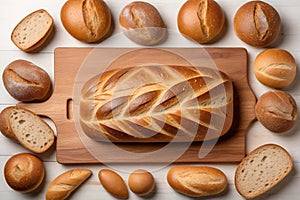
[119,1,166,45]
[128,169,155,196]
[234,1,281,47]
[2,59,51,102]
[4,153,45,193]
[254,49,296,88]
[60,0,113,43]
[255,90,297,133]
[177,0,225,44]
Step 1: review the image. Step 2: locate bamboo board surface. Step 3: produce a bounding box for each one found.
[19,47,256,164]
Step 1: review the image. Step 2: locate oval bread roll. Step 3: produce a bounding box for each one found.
[2,59,51,102]
[46,169,92,200]
[254,49,296,89]
[167,166,228,197]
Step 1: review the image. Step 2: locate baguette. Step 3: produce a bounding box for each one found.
[11,9,54,52]
[80,65,234,142]
[167,166,228,197]
[235,144,293,199]
[46,169,92,200]
[0,106,55,153]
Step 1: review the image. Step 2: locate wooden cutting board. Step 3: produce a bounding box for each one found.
[19,47,256,164]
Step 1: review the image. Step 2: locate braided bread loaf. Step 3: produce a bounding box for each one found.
[80,65,233,142]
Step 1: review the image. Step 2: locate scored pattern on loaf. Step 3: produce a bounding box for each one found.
[80,65,233,142]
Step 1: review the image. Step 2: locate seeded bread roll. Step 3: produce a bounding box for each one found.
[254,49,296,89]
[177,0,225,44]
[60,0,113,43]
[234,1,281,47]
[2,59,51,102]
[11,9,54,52]
[4,153,45,193]
[0,106,55,153]
[235,144,293,199]
[255,90,297,133]
[119,1,167,45]
[80,65,234,142]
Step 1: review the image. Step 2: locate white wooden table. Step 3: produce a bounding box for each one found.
[1,0,299,199]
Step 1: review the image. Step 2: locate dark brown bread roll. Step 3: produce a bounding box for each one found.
[234,1,281,47]
[2,59,51,102]
[80,65,234,142]
[255,90,297,133]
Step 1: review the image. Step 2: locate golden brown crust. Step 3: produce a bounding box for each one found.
[2,59,51,102]
[98,169,129,199]
[254,49,296,88]
[167,166,228,197]
[234,1,281,47]
[128,169,155,196]
[60,0,112,43]
[4,153,45,193]
[80,65,234,142]
[46,169,92,200]
[255,90,297,133]
[177,0,225,44]
[119,1,166,45]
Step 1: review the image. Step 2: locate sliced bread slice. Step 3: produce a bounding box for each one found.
[11,9,54,52]
[0,106,55,153]
[235,144,293,199]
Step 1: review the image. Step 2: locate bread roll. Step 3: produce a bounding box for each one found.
[11,9,54,52]
[167,166,228,197]
[128,169,155,196]
[80,65,234,142]
[254,49,296,88]
[4,153,45,193]
[255,90,297,133]
[177,0,225,44]
[235,144,293,199]
[60,0,113,43]
[234,1,281,47]
[0,106,55,153]
[46,169,92,200]
[2,59,51,102]
[98,169,128,199]
[119,1,166,45]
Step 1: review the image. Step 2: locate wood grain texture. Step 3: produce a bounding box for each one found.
[19,47,256,164]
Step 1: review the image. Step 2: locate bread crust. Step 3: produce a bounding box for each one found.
[254,49,296,88]
[235,144,293,199]
[80,65,234,142]
[255,90,297,133]
[4,153,45,193]
[60,0,112,43]
[234,1,281,47]
[167,166,228,197]
[177,0,225,44]
[46,169,92,200]
[119,1,166,45]
[2,59,51,102]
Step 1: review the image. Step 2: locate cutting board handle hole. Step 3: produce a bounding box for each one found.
[66,98,73,120]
